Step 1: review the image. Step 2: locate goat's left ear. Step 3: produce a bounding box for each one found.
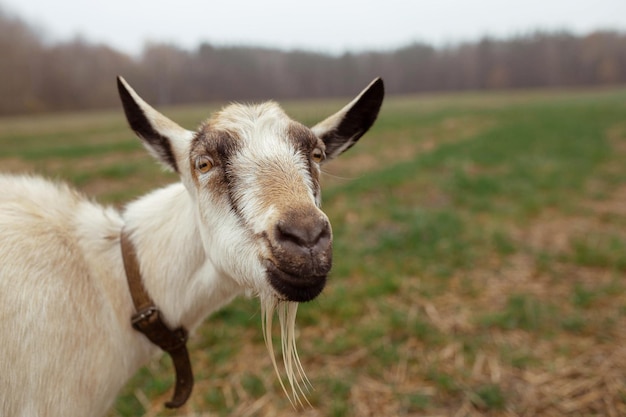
[117,76,193,173]
[311,78,384,161]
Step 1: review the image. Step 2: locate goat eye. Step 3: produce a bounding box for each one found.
[311,148,325,163]
[195,156,213,173]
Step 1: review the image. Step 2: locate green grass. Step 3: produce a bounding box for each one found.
[569,232,626,270]
[471,384,506,410]
[479,293,556,332]
[2,86,626,416]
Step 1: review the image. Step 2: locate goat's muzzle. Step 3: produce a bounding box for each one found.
[265,207,332,302]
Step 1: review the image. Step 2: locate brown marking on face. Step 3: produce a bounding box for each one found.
[287,123,324,201]
[287,123,319,151]
[222,122,325,232]
[189,125,242,203]
[249,155,313,215]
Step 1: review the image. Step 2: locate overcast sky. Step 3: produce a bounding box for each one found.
[2,0,626,55]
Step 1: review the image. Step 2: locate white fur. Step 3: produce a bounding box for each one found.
[0,115,314,416]
[0,175,244,417]
[223,103,322,234]
[0,78,380,416]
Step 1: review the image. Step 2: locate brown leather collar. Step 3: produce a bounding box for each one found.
[120,230,194,409]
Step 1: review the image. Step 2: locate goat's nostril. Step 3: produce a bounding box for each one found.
[276,217,330,251]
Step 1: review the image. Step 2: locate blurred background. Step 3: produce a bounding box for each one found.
[0,0,625,114]
[2,1,626,417]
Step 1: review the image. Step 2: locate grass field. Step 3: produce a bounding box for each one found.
[2,86,626,417]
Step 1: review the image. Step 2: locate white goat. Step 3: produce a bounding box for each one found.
[0,76,384,417]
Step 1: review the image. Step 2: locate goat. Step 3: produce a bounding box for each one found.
[0,76,384,417]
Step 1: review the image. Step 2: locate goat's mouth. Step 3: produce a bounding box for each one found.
[264,259,327,302]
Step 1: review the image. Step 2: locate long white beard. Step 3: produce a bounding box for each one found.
[260,294,311,407]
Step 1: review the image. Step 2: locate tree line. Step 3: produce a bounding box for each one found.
[1,8,626,115]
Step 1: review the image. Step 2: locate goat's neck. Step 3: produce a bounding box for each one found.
[122,183,241,332]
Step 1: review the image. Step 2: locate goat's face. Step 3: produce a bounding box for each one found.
[117,77,384,303]
[188,106,332,302]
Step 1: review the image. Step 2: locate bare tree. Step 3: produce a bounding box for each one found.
[0,6,625,116]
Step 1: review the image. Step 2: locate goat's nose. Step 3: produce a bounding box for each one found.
[275,213,331,254]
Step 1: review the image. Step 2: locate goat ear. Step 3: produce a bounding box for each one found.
[311,77,384,161]
[117,76,191,173]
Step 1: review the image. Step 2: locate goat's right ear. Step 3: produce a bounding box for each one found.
[117,76,192,173]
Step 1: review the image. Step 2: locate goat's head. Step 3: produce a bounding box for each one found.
[117,77,384,304]
[117,77,383,403]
